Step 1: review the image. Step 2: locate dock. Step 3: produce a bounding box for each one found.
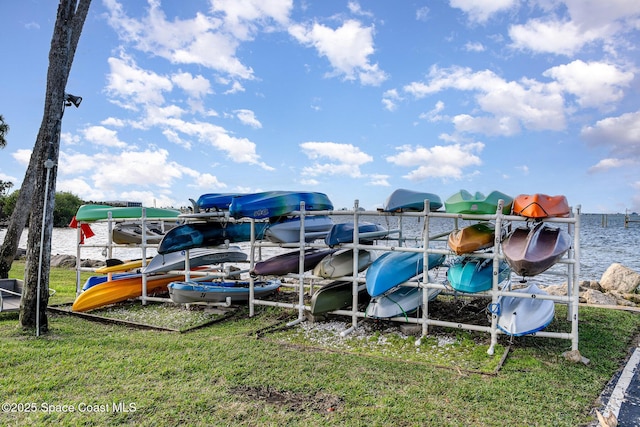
[625,210,639,228]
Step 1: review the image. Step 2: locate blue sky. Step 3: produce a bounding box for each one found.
[1,0,639,213]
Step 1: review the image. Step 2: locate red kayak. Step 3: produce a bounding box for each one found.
[512,194,570,219]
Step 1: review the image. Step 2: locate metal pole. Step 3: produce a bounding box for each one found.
[36,159,55,337]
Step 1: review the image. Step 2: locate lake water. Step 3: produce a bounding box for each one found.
[1,213,638,285]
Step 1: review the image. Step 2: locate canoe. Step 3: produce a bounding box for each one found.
[365,251,446,297]
[264,215,334,244]
[444,190,513,215]
[312,249,375,279]
[512,194,570,218]
[142,246,247,274]
[75,204,180,222]
[382,189,443,212]
[365,280,441,319]
[195,193,243,211]
[447,257,511,293]
[324,222,388,247]
[250,248,337,276]
[310,280,370,315]
[447,222,498,255]
[95,258,153,274]
[167,279,281,304]
[229,191,333,219]
[157,221,269,254]
[496,283,555,336]
[112,221,177,245]
[72,273,182,312]
[502,223,571,277]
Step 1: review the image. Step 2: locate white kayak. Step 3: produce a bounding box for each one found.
[312,249,375,279]
[142,246,247,274]
[495,283,555,336]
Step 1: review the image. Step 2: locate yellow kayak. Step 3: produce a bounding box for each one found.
[95,258,152,274]
[72,274,181,312]
[448,223,496,255]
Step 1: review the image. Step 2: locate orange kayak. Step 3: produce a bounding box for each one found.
[72,274,182,312]
[448,222,497,255]
[512,194,569,219]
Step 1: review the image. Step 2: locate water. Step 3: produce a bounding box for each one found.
[1,214,638,284]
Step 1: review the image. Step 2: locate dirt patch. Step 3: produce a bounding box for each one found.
[229,385,344,413]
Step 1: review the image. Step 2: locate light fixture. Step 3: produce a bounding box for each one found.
[64,93,82,108]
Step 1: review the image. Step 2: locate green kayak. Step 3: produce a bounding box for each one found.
[75,204,180,222]
[444,190,513,215]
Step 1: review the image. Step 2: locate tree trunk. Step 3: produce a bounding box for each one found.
[12,0,92,333]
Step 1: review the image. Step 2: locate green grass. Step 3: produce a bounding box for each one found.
[2,261,639,426]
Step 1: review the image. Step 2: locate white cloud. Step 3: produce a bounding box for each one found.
[416,6,430,22]
[167,118,272,169]
[171,72,212,98]
[382,89,402,111]
[581,110,640,158]
[464,41,485,52]
[449,0,516,23]
[289,19,387,86]
[211,0,293,39]
[588,157,637,173]
[104,0,255,79]
[543,60,634,109]
[386,142,484,181]
[234,109,262,128]
[82,126,128,148]
[508,1,640,56]
[300,141,373,178]
[419,101,446,122]
[404,66,566,135]
[106,55,173,107]
[509,19,603,56]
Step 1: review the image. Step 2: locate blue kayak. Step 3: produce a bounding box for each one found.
[447,257,511,293]
[196,193,244,211]
[324,222,388,247]
[158,221,269,254]
[229,191,333,219]
[82,273,139,291]
[366,251,446,297]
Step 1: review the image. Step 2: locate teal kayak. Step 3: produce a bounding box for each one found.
[444,190,513,215]
[382,189,443,212]
[75,204,180,222]
[158,221,268,254]
[447,257,510,293]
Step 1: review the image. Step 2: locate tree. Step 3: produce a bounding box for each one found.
[53,191,84,227]
[0,0,91,333]
[0,115,8,148]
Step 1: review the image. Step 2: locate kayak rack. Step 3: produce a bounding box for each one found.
[247,199,581,357]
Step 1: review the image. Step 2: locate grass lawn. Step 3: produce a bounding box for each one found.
[1,261,639,426]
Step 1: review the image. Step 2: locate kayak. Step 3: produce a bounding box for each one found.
[447,222,498,255]
[502,222,571,277]
[229,191,333,219]
[75,204,180,222]
[365,251,446,297]
[512,194,570,218]
[447,257,511,293]
[444,190,513,215]
[382,189,443,212]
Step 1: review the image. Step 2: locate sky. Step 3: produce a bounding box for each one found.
[1,0,639,214]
